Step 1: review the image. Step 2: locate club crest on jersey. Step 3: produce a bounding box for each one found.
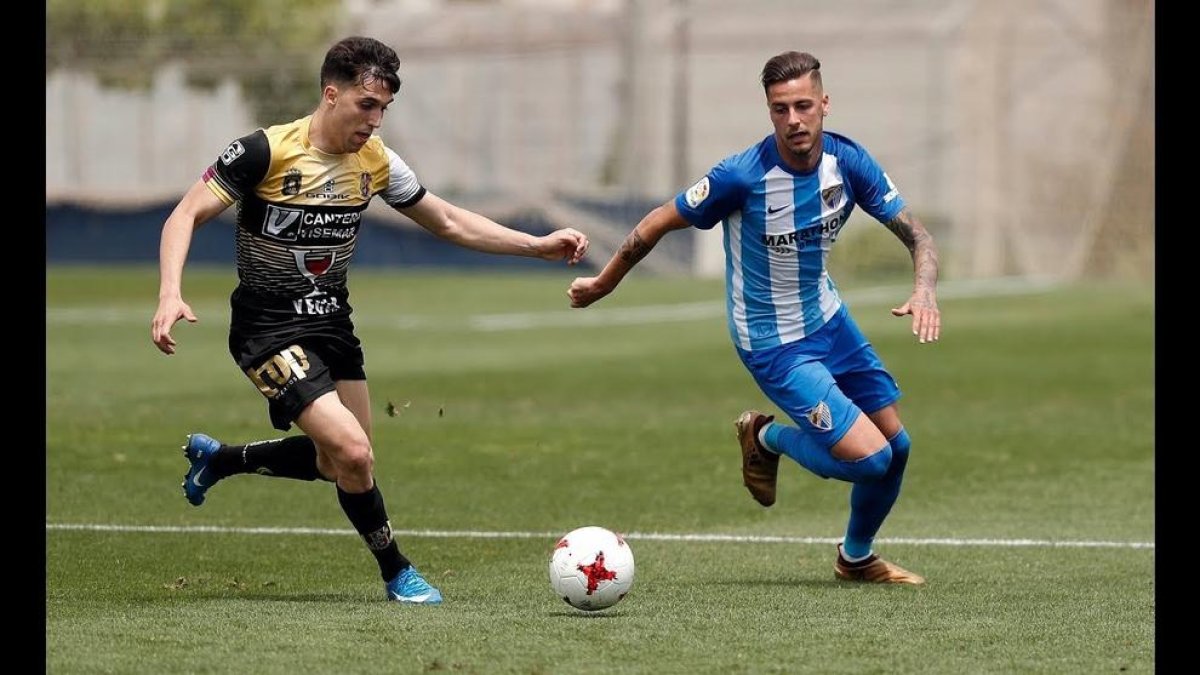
[685,177,710,208]
[220,140,245,165]
[821,184,844,210]
[359,172,371,199]
[806,401,833,431]
[282,168,302,196]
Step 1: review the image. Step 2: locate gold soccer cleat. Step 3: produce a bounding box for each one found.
[834,544,926,585]
[735,410,778,507]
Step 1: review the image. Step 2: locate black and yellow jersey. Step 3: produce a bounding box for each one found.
[202,115,425,335]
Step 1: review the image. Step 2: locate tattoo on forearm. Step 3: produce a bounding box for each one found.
[884,211,920,250]
[914,244,938,296]
[886,210,939,299]
[618,231,653,265]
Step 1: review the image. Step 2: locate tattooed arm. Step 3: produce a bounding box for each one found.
[568,200,692,308]
[883,207,941,343]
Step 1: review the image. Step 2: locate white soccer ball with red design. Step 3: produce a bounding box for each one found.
[548,526,635,611]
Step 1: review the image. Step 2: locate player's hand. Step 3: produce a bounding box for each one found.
[568,276,612,308]
[890,290,939,344]
[151,296,198,355]
[536,228,589,265]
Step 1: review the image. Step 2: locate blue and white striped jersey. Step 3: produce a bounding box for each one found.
[674,131,906,352]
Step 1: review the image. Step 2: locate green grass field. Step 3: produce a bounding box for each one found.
[46,266,1154,674]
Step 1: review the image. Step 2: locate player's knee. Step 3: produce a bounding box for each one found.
[852,443,892,482]
[888,428,911,465]
[333,438,375,476]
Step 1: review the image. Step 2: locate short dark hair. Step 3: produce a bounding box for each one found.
[320,36,402,94]
[760,51,822,91]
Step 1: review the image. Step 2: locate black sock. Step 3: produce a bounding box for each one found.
[209,436,329,481]
[337,483,410,582]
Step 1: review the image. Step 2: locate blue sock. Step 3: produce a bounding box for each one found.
[761,423,892,483]
[842,428,911,559]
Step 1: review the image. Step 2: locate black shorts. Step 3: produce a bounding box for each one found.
[229,323,366,431]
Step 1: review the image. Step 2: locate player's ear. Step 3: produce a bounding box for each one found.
[322,84,340,107]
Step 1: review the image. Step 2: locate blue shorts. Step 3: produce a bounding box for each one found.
[735,304,900,450]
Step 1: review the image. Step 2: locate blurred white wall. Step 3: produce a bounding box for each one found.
[46,0,1153,279]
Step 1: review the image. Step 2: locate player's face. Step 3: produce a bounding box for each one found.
[325,76,395,153]
[767,75,829,163]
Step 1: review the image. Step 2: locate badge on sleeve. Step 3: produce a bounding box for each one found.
[220,141,246,166]
[684,176,710,208]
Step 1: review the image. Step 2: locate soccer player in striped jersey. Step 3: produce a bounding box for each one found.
[151,36,589,604]
[568,51,939,584]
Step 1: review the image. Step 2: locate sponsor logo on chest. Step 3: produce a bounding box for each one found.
[761,212,847,251]
[261,205,362,242]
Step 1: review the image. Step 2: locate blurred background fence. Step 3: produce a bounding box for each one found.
[47,0,1153,280]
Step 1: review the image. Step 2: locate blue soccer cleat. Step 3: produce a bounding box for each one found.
[181,433,224,507]
[385,566,443,604]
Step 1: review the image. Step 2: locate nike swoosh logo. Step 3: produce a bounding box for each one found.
[767,205,787,214]
[192,467,207,487]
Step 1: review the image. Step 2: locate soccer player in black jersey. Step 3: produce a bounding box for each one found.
[150,36,589,604]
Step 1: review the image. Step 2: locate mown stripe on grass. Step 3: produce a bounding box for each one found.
[46,522,1152,549]
[46,277,1060,330]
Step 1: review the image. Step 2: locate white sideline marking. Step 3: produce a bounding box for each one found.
[46,277,1060,331]
[45,523,1153,549]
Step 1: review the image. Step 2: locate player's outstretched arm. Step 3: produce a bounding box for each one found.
[883,206,941,344]
[152,180,229,355]
[400,191,588,264]
[568,200,691,308]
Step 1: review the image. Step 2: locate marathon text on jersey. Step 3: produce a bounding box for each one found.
[761,213,847,250]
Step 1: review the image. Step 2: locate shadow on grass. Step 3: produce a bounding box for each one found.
[546,608,629,619]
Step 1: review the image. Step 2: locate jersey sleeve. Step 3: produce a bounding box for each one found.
[673,157,748,230]
[202,130,271,205]
[841,142,906,223]
[380,146,427,209]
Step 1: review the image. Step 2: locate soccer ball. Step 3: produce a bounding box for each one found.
[548,526,635,611]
